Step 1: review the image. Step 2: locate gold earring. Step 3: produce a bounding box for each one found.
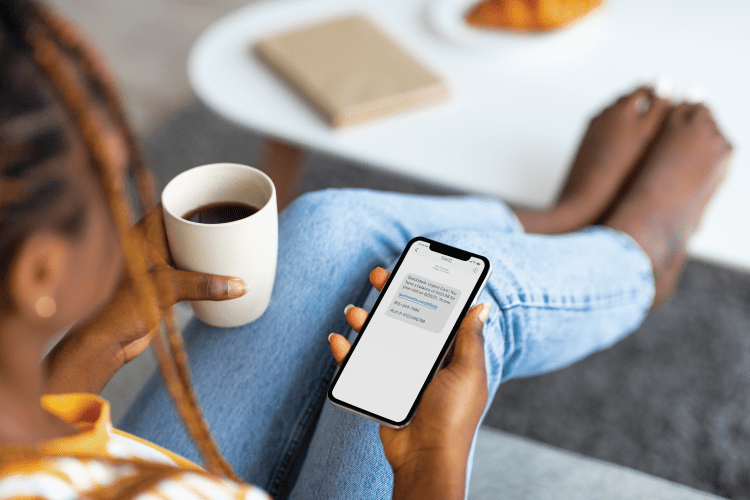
[35,296,56,318]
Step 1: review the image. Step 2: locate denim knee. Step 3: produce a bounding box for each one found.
[288,189,384,221]
[281,189,408,264]
[286,189,402,239]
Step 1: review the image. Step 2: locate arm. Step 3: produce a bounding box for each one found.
[44,206,245,395]
[45,311,128,395]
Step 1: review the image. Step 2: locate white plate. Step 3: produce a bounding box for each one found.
[425,0,610,61]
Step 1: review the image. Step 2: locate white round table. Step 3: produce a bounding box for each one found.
[189,0,750,269]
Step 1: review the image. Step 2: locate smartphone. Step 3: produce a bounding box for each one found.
[328,236,492,428]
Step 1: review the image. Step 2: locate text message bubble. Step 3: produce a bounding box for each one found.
[384,274,462,333]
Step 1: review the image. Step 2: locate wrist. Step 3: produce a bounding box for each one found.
[391,450,467,500]
[45,322,123,394]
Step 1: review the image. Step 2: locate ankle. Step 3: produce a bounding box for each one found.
[513,205,581,235]
[605,209,674,271]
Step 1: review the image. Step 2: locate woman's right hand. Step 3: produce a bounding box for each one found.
[329,268,490,499]
[104,204,247,363]
[45,205,246,395]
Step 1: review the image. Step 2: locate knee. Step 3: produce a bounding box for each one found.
[288,189,360,216]
[280,189,409,266]
[284,189,388,235]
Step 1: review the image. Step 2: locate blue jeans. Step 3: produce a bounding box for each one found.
[120,189,654,499]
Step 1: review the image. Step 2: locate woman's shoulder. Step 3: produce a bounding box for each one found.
[0,454,272,500]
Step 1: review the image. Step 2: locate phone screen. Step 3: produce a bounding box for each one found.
[328,237,490,427]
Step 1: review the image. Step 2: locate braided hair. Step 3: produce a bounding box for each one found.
[0,3,86,305]
[0,0,240,492]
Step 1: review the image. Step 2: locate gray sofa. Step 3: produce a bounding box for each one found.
[470,427,720,500]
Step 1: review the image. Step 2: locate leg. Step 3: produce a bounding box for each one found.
[289,225,655,500]
[605,102,732,305]
[514,86,671,234]
[290,101,733,499]
[119,189,521,497]
[263,139,305,211]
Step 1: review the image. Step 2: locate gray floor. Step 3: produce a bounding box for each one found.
[51,1,750,498]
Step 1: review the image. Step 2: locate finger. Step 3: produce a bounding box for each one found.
[329,333,351,367]
[344,304,369,333]
[170,269,246,302]
[369,267,390,292]
[449,303,490,374]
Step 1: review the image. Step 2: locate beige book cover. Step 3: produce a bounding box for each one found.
[256,15,449,128]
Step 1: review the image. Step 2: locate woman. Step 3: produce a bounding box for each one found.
[0,0,732,498]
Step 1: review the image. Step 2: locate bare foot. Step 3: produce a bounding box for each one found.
[516,86,671,234]
[604,102,733,307]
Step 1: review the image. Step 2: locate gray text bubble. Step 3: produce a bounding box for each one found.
[384,274,461,333]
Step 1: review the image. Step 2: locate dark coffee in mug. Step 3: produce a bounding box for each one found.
[182,202,259,224]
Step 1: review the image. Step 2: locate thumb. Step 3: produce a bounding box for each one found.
[449,303,490,373]
[169,269,247,302]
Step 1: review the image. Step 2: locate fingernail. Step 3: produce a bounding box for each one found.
[344,304,354,315]
[654,74,675,100]
[227,278,246,298]
[328,333,336,342]
[685,84,707,104]
[478,303,491,323]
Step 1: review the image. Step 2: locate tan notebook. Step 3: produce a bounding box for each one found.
[256,15,449,128]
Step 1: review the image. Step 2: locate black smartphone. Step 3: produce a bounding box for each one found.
[328,236,492,428]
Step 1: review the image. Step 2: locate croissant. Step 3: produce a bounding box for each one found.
[466,0,603,32]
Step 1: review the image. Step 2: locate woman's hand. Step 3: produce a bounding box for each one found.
[329,268,490,499]
[45,205,246,394]
[103,204,246,363]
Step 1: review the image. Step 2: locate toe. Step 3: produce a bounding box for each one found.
[604,86,649,115]
[629,86,652,113]
[630,87,671,139]
[668,102,693,124]
[609,86,648,115]
[641,88,671,122]
[689,103,712,122]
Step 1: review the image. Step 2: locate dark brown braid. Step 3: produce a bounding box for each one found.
[24,3,240,482]
[0,0,242,492]
[29,3,152,199]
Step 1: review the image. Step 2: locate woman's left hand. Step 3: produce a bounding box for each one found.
[45,205,246,394]
[328,267,489,498]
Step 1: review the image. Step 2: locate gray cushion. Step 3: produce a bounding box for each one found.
[469,427,721,500]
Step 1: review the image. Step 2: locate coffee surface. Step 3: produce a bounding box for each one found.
[183,201,259,224]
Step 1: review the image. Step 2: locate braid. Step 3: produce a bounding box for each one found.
[0,2,85,305]
[29,4,151,200]
[1,0,240,486]
[25,11,220,472]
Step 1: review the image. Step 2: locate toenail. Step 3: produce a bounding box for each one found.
[634,95,650,115]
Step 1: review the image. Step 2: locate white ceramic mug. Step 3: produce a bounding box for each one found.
[161,163,277,327]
